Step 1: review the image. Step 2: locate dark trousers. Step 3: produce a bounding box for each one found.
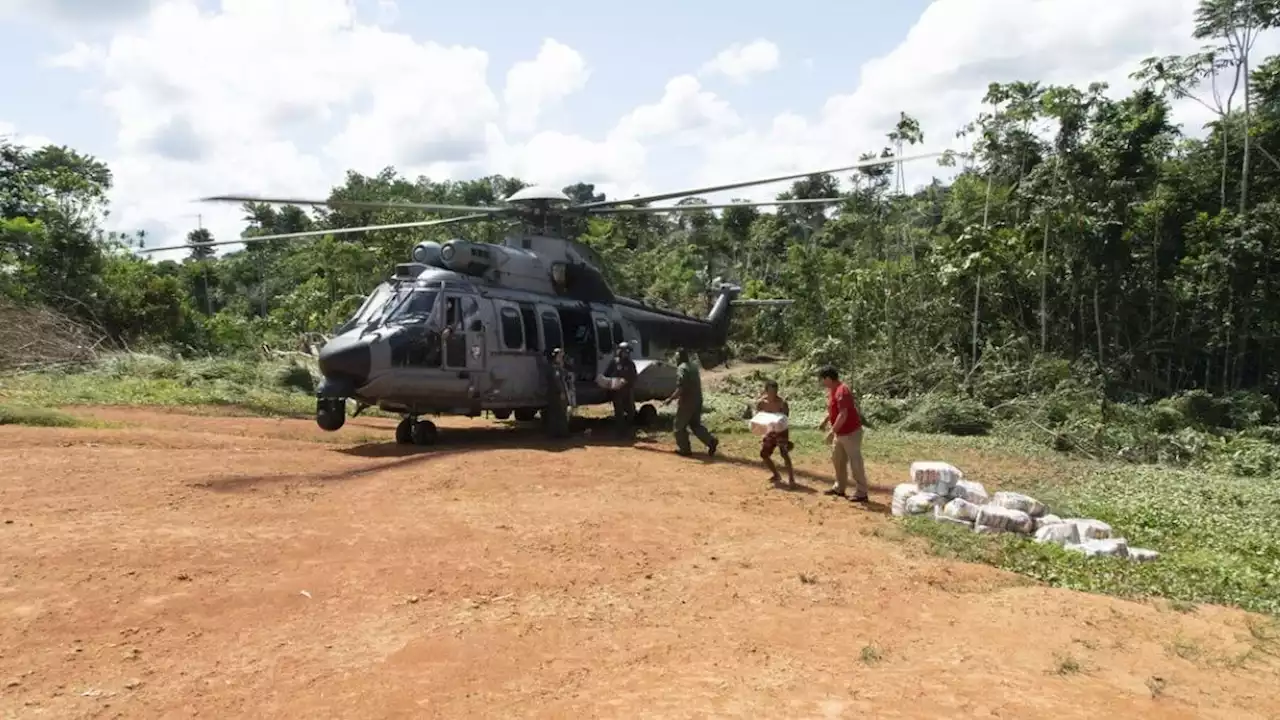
[674,404,715,453]
[612,390,635,426]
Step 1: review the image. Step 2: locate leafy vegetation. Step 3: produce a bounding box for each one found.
[3,1,1280,614]
[0,403,83,427]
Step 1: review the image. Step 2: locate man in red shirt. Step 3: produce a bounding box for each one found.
[817,366,869,502]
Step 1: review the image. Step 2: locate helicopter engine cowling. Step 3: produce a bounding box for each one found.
[439,239,495,277]
[411,241,444,267]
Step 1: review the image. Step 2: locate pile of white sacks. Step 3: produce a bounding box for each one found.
[893,461,1160,562]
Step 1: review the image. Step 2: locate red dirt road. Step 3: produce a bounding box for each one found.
[1,408,1277,718]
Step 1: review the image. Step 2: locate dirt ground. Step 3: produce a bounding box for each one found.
[2,407,1278,719]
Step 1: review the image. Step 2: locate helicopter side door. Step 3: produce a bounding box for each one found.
[442,292,485,373]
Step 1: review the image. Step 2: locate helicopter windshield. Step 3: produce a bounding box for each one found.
[382,288,439,325]
[352,284,394,324]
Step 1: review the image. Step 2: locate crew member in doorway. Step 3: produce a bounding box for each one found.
[551,347,576,412]
[664,349,718,457]
[610,341,638,432]
[817,366,869,503]
[756,379,794,486]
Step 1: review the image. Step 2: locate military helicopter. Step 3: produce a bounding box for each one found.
[141,152,941,444]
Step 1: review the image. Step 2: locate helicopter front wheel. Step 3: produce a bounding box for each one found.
[395,417,438,445]
[316,398,346,432]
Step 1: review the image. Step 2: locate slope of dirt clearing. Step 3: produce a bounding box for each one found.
[2,407,1277,718]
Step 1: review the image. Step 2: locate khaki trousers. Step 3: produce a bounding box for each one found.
[831,428,869,496]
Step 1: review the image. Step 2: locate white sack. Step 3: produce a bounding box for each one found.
[950,479,990,505]
[904,492,943,515]
[931,507,973,527]
[1066,538,1129,558]
[749,412,788,436]
[991,491,1048,517]
[1034,522,1080,547]
[595,375,623,390]
[941,498,981,522]
[1034,514,1064,531]
[973,505,1035,534]
[891,483,920,517]
[1128,548,1160,563]
[1063,519,1113,540]
[910,461,964,496]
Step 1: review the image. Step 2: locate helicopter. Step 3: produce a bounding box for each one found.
[140,151,941,445]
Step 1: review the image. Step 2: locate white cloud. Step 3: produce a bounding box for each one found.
[0,121,53,149]
[689,0,1272,202]
[503,39,591,136]
[612,74,739,144]
[700,39,780,85]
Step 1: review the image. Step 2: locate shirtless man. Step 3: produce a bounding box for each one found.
[756,380,795,487]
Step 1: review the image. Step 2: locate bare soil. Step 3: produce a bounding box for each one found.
[1,407,1277,719]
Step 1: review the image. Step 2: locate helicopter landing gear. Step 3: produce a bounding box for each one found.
[635,403,658,428]
[395,416,438,446]
[316,398,346,432]
[513,408,538,422]
[492,409,512,420]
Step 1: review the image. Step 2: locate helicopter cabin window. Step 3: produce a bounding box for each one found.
[594,317,612,354]
[541,311,563,353]
[500,306,523,350]
[518,304,539,352]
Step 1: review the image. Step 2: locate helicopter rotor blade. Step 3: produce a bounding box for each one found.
[201,194,504,215]
[587,197,848,214]
[135,214,490,255]
[572,151,942,210]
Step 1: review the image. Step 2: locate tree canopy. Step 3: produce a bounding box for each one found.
[3,0,1279,406]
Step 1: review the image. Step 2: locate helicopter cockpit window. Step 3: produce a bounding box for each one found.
[352,284,393,324]
[500,306,523,350]
[384,289,438,325]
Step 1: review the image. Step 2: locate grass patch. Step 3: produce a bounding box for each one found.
[1052,652,1083,675]
[896,460,1280,616]
[859,644,884,664]
[0,354,319,418]
[0,403,84,427]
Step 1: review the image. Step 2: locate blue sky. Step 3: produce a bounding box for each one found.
[0,0,1245,257]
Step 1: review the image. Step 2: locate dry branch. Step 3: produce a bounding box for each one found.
[0,297,111,373]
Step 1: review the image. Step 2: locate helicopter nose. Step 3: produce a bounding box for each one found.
[318,336,371,385]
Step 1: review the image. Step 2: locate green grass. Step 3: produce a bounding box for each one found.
[0,354,318,418]
[0,403,85,427]
[891,460,1280,616]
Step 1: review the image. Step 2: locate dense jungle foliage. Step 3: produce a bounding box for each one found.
[5,0,1280,471]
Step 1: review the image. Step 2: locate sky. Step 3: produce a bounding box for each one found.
[0,0,1273,260]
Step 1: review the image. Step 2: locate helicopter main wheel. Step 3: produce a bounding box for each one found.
[513,408,538,422]
[635,403,658,428]
[316,398,346,432]
[395,417,414,445]
[410,419,438,446]
[493,409,512,421]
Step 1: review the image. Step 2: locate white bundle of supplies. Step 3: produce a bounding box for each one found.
[595,375,623,390]
[893,458,1159,562]
[749,412,788,436]
[910,461,964,497]
[891,483,920,517]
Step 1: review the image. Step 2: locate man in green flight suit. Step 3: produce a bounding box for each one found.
[663,348,718,457]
